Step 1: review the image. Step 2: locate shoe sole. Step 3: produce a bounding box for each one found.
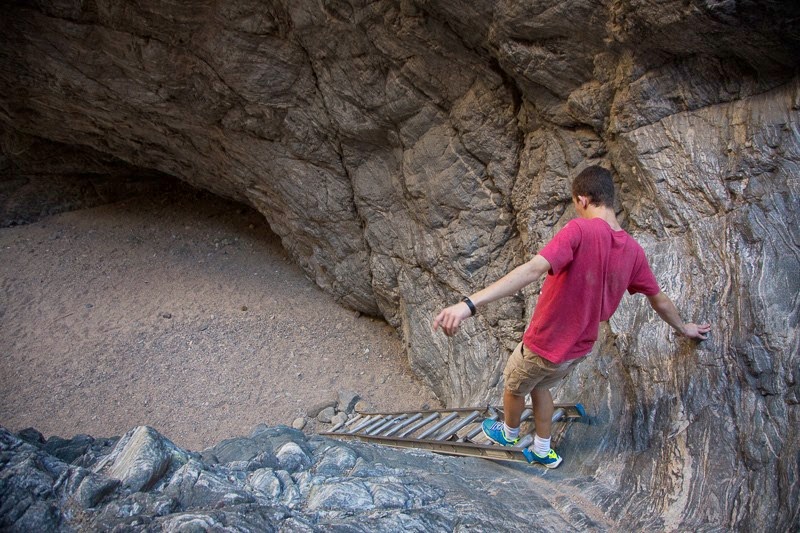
[533,456,562,469]
[481,426,517,447]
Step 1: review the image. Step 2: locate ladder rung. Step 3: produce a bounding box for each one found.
[348,415,379,434]
[434,410,481,441]
[399,413,440,438]
[362,416,389,434]
[418,413,459,440]
[368,415,406,436]
[462,412,497,441]
[344,414,363,427]
[384,413,423,436]
[515,434,533,450]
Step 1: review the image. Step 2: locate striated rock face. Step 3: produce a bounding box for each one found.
[1,1,798,529]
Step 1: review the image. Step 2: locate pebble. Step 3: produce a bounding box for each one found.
[292,417,307,430]
[317,407,336,424]
[161,312,172,319]
[330,412,348,427]
[354,400,372,413]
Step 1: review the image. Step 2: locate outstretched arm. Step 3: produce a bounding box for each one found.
[646,292,711,340]
[433,254,551,336]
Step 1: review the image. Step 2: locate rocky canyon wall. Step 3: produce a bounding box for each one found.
[1,1,798,529]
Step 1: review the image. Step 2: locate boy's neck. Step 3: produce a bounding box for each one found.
[581,204,622,231]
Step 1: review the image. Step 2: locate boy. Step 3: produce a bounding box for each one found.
[433,166,710,467]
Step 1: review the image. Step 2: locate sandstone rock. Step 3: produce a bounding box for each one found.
[307,399,336,419]
[291,417,307,430]
[330,412,348,428]
[336,390,360,414]
[316,407,336,424]
[354,400,373,413]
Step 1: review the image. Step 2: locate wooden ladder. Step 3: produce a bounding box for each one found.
[320,403,586,464]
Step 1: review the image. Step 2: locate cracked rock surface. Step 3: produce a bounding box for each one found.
[1,424,612,531]
[1,1,799,530]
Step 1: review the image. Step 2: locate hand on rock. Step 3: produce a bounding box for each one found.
[433,302,473,336]
[681,322,711,340]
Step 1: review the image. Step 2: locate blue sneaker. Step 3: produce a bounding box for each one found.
[529,448,562,469]
[481,419,519,446]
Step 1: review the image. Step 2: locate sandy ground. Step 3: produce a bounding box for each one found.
[0,190,440,450]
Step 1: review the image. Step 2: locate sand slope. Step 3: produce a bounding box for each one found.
[0,191,440,449]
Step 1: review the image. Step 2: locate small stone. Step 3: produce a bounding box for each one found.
[317,407,336,424]
[330,412,348,427]
[241,305,248,311]
[354,400,372,413]
[307,399,337,418]
[292,417,307,430]
[336,390,360,414]
[161,312,172,319]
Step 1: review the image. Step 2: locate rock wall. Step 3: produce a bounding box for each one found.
[1,1,798,529]
[1,130,185,226]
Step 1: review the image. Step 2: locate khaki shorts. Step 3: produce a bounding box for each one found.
[503,342,580,396]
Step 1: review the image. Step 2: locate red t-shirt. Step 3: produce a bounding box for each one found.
[523,217,661,364]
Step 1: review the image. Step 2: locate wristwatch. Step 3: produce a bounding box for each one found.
[462,296,476,316]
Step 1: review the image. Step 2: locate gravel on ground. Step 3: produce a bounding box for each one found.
[0,190,441,450]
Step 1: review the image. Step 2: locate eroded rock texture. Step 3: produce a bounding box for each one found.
[1,1,798,529]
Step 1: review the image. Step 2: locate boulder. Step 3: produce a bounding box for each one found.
[95,426,174,493]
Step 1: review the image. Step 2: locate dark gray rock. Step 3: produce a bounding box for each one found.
[164,460,255,510]
[15,428,45,447]
[313,444,358,478]
[306,480,373,512]
[274,442,310,474]
[43,434,94,464]
[208,436,273,465]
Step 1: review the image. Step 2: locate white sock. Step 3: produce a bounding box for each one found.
[503,423,519,440]
[534,434,550,456]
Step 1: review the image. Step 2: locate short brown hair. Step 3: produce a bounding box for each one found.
[571,166,615,207]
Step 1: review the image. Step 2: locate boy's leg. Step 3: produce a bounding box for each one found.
[502,388,526,428]
[531,387,554,438]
